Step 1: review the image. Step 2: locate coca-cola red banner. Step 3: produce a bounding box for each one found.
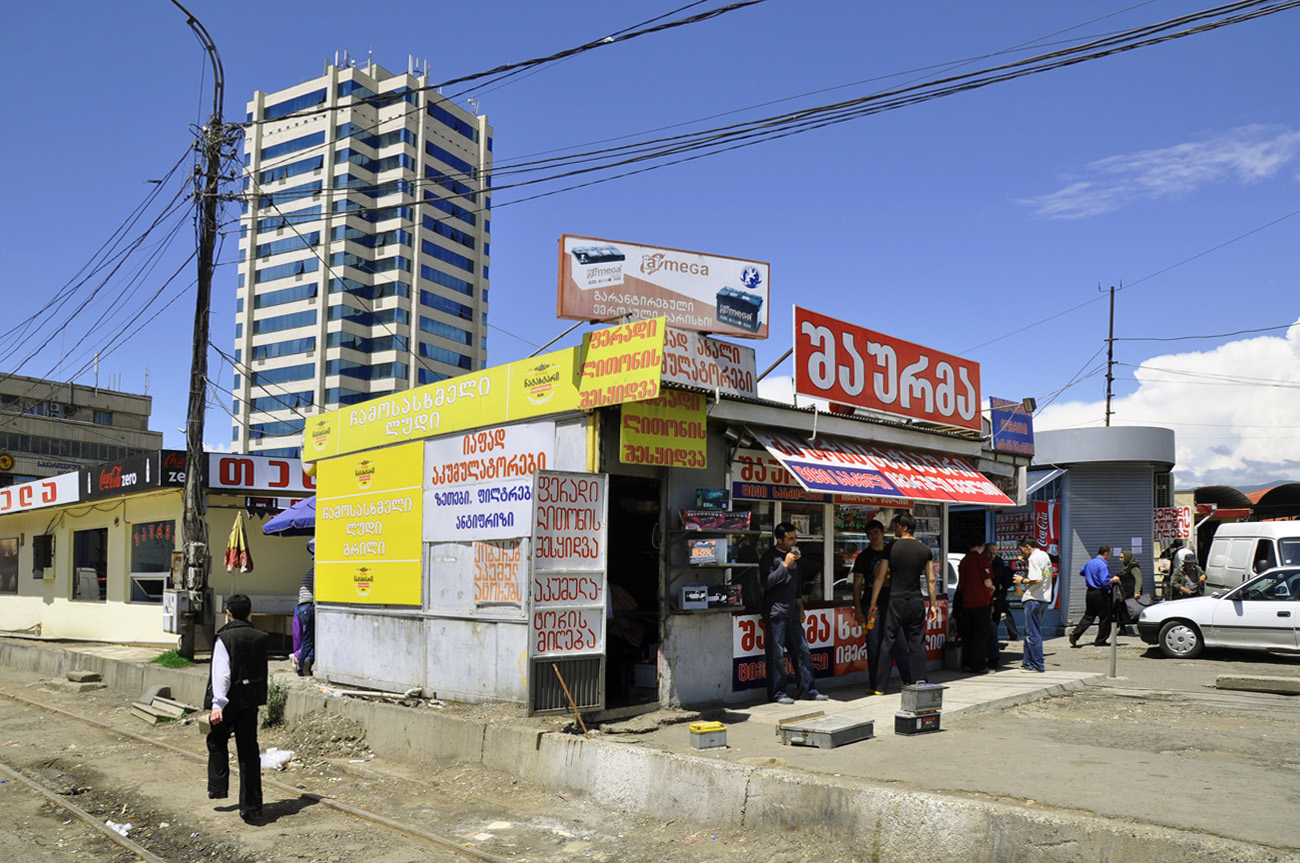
[1034,499,1060,556]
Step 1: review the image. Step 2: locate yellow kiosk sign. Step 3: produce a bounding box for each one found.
[303,318,666,462]
[315,441,423,605]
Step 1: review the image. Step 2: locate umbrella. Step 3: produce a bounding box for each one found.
[224,511,254,573]
[263,496,316,537]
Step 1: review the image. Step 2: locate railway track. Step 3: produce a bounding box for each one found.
[0,684,517,863]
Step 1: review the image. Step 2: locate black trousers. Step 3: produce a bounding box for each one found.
[1071,586,1113,645]
[207,704,262,813]
[874,594,927,692]
[959,604,991,672]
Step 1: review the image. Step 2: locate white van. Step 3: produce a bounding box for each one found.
[1204,523,1300,591]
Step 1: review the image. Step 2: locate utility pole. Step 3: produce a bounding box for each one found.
[173,1,227,659]
[1104,284,1115,428]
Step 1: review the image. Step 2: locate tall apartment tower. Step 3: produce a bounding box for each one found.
[232,58,492,457]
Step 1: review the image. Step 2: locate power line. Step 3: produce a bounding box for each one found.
[1114,322,1296,342]
[238,1,771,132]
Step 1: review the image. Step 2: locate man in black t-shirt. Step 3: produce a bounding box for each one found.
[852,519,910,691]
[868,512,938,694]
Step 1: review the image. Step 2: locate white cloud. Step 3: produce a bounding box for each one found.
[1036,319,1300,488]
[1019,125,1300,219]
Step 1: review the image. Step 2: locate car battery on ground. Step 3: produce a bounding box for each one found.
[894,710,942,735]
[689,721,728,750]
[775,711,875,749]
[900,683,946,714]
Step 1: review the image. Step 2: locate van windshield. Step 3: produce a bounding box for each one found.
[1279,539,1300,567]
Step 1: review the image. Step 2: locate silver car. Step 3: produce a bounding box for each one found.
[1137,566,1300,659]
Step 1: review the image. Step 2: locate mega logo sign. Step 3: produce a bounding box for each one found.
[794,306,981,431]
[558,235,770,339]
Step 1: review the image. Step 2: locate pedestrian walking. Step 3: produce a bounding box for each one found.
[205,594,271,824]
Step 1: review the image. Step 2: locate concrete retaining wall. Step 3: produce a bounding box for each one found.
[3,638,1295,863]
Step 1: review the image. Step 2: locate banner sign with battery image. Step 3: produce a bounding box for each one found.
[558,235,770,340]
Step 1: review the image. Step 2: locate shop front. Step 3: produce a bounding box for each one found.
[303,303,1030,711]
[0,452,315,645]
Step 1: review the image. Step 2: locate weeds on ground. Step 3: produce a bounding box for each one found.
[263,677,286,727]
[151,650,193,668]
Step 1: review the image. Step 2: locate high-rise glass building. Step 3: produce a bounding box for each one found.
[232,58,492,457]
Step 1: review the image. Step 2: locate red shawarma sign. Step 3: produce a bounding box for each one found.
[794,306,981,432]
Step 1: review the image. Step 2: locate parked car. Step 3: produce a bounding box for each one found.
[1203,523,1300,592]
[944,553,965,599]
[1137,566,1300,658]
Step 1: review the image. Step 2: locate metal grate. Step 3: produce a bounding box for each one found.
[529,656,603,715]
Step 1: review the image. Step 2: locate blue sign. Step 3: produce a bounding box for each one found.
[990,397,1035,456]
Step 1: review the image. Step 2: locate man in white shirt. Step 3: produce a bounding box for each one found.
[1014,538,1053,672]
[204,594,270,823]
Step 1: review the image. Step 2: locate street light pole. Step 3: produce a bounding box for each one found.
[172,1,226,659]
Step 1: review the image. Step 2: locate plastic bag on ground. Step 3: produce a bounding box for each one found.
[260,747,294,770]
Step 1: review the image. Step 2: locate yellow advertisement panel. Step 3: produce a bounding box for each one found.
[576,316,666,410]
[302,319,668,462]
[315,442,424,605]
[504,347,581,421]
[619,390,707,468]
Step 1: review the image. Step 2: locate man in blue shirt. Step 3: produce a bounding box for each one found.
[1070,545,1119,647]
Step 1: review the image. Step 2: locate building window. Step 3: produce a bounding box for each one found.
[262,88,326,121]
[0,537,17,595]
[419,316,473,346]
[93,410,113,425]
[1154,472,1172,509]
[71,528,108,602]
[129,520,175,604]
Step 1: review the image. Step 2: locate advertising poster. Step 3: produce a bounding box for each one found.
[423,421,555,542]
[619,390,707,468]
[305,319,667,463]
[1153,506,1192,543]
[529,471,608,659]
[316,441,424,605]
[989,396,1035,456]
[0,473,80,515]
[577,316,666,410]
[558,235,770,339]
[794,306,982,431]
[207,453,315,494]
[473,539,525,606]
[660,329,757,398]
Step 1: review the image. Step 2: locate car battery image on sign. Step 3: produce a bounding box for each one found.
[570,244,625,290]
[715,286,764,334]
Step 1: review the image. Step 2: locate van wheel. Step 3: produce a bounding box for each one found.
[1158,620,1202,659]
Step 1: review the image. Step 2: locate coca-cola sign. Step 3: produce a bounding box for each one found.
[794,306,981,431]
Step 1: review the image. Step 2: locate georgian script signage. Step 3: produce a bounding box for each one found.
[423,421,555,542]
[660,328,757,398]
[794,306,981,432]
[529,471,608,659]
[1153,506,1192,543]
[0,473,80,515]
[752,430,1013,507]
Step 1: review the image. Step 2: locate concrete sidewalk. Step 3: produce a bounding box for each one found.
[2,634,1296,862]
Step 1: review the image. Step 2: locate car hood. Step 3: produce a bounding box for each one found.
[1139,597,1220,623]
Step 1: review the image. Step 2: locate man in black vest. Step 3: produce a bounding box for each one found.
[205,593,270,823]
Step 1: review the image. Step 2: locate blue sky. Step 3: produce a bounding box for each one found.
[2,1,1297,488]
